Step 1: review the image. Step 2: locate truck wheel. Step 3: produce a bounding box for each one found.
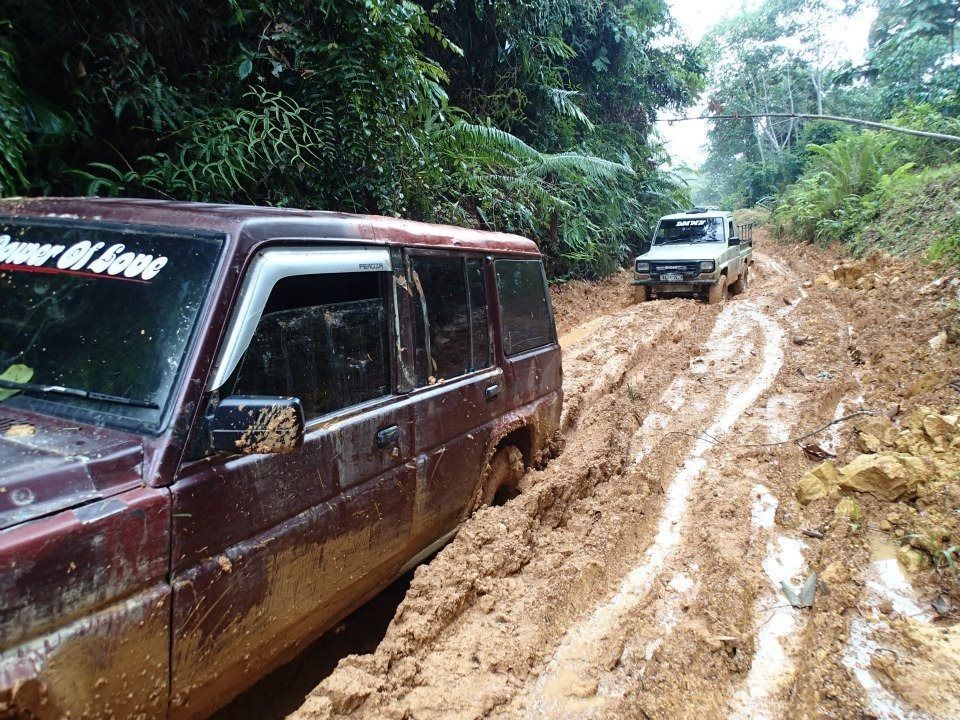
[634,285,651,303]
[729,267,749,295]
[707,275,727,305]
[475,445,524,509]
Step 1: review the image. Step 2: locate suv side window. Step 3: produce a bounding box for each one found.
[410,255,491,385]
[223,272,391,419]
[468,258,491,369]
[495,259,554,355]
[728,220,735,239]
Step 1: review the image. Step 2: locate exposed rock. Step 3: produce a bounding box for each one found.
[837,452,928,501]
[928,330,948,352]
[815,254,888,290]
[921,413,959,450]
[834,496,861,522]
[895,406,960,454]
[853,415,897,453]
[796,461,839,504]
[896,546,928,574]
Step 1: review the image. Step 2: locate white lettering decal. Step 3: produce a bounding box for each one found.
[0,239,20,263]
[107,251,136,275]
[141,256,168,280]
[57,240,90,269]
[73,241,105,271]
[87,243,125,273]
[122,253,154,278]
[6,234,170,282]
[10,243,35,264]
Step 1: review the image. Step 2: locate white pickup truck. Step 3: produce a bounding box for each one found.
[632,208,754,304]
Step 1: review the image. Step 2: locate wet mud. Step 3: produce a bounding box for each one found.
[222,236,960,720]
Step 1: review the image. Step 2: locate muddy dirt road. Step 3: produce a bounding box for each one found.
[225,239,960,720]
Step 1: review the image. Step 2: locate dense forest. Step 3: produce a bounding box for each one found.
[697,0,959,263]
[3,1,957,275]
[0,0,703,278]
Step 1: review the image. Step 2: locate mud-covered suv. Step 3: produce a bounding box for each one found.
[632,208,754,304]
[0,198,562,719]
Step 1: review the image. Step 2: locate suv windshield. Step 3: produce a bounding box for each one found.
[0,219,222,430]
[654,217,724,245]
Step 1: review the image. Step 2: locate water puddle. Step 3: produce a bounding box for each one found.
[842,532,934,720]
[729,486,808,719]
[559,316,607,350]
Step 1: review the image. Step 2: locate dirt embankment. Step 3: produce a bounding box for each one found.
[270,235,960,720]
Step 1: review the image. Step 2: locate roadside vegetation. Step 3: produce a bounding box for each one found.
[0,0,704,279]
[697,0,960,265]
[773,104,960,264]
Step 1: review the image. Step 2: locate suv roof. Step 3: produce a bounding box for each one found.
[658,209,732,222]
[0,197,541,256]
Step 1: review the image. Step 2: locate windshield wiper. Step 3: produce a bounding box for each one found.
[0,379,159,409]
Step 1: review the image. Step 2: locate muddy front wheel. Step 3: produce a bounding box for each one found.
[707,276,727,305]
[634,284,651,303]
[475,445,525,509]
[729,266,749,295]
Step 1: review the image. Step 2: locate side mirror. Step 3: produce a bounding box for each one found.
[208,396,305,455]
[728,236,741,246]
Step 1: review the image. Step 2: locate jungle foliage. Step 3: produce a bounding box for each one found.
[772,100,960,264]
[697,0,960,265]
[0,0,703,278]
[699,0,959,209]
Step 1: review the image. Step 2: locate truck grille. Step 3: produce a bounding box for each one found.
[651,261,699,278]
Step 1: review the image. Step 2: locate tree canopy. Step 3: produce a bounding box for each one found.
[0,0,704,278]
[697,0,959,209]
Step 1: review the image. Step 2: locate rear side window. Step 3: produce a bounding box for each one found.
[410,255,491,385]
[223,272,391,419]
[468,259,491,369]
[495,259,554,355]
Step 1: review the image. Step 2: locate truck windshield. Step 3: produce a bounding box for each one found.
[654,217,724,245]
[0,219,222,430]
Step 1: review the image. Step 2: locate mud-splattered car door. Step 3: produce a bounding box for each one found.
[167,249,416,719]
[492,258,561,420]
[404,252,503,548]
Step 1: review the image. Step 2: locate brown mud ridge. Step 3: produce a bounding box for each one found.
[238,237,960,720]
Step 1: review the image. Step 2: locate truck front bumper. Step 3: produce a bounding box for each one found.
[632,276,717,287]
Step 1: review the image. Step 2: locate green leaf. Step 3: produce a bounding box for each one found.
[238,58,253,80]
[0,364,34,401]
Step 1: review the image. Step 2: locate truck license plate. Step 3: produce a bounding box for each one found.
[661,273,683,283]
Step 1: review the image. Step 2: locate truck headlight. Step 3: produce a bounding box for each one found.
[636,260,650,273]
[699,260,715,272]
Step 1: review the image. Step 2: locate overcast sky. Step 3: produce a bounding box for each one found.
[658,0,878,170]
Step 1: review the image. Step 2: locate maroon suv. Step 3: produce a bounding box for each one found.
[0,199,562,719]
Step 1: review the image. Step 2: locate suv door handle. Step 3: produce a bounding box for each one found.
[484,384,500,400]
[376,425,400,448]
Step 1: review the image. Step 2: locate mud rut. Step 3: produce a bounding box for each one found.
[219,243,949,720]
